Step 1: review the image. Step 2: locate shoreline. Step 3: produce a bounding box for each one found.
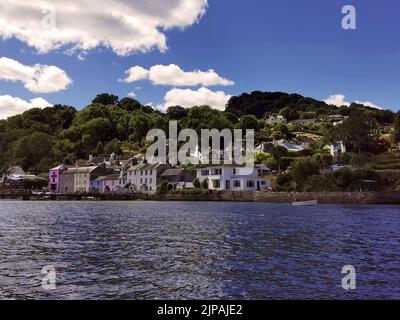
[1,191,400,205]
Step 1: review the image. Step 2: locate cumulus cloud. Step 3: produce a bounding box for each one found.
[0,95,53,119]
[0,57,72,93]
[354,100,384,110]
[122,64,234,86]
[324,94,384,110]
[127,92,137,98]
[0,0,208,56]
[158,87,231,112]
[324,94,350,107]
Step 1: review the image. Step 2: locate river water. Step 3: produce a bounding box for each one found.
[0,201,399,299]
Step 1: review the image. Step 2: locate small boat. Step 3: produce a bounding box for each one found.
[292,200,318,206]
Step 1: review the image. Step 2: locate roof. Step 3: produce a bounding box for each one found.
[62,166,100,174]
[50,165,66,171]
[161,169,186,177]
[37,172,49,178]
[129,163,170,171]
[92,176,106,182]
[5,166,26,175]
[103,174,121,181]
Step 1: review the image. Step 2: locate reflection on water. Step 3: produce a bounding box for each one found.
[0,201,399,299]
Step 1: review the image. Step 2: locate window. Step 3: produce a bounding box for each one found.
[234,180,241,188]
[134,171,136,176]
[211,168,222,175]
[145,170,148,175]
[145,178,148,184]
[201,170,209,176]
[261,181,266,185]
[212,180,221,188]
[150,178,152,184]
[140,178,143,184]
[150,170,153,175]
[141,170,143,176]
[247,180,255,188]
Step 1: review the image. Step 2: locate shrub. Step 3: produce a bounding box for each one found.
[272,173,294,192]
[333,167,353,190]
[291,158,320,191]
[201,178,209,189]
[156,180,169,194]
[304,175,335,192]
[193,178,201,189]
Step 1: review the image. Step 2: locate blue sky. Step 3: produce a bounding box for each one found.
[0,0,399,116]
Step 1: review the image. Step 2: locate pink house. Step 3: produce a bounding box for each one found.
[48,164,68,193]
[102,173,128,193]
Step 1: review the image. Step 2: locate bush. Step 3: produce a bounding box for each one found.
[201,178,209,189]
[156,180,169,194]
[333,167,353,190]
[272,173,294,192]
[291,158,320,191]
[304,175,335,192]
[193,178,201,189]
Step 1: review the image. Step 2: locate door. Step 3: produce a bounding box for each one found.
[226,180,231,190]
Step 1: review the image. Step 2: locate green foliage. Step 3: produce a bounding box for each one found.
[393,112,400,144]
[255,152,271,165]
[339,109,375,153]
[304,175,335,192]
[280,107,299,121]
[272,145,288,173]
[272,173,294,192]
[157,180,169,194]
[333,167,353,190]
[92,93,119,106]
[201,178,209,189]
[193,178,201,189]
[291,158,320,191]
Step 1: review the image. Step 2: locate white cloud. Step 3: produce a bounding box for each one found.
[122,64,234,86]
[127,92,136,98]
[324,94,350,107]
[0,95,53,119]
[354,100,384,110]
[159,87,231,112]
[0,0,208,56]
[0,57,72,93]
[324,94,385,110]
[123,66,150,83]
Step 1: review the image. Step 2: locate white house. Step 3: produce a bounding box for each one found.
[266,115,286,125]
[324,141,346,158]
[196,164,271,191]
[127,163,171,193]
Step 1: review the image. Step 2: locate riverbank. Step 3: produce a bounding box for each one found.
[1,190,400,204]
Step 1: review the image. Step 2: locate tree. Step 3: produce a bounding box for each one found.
[272,145,288,173]
[119,97,142,111]
[280,107,299,121]
[157,180,169,194]
[12,132,55,173]
[255,152,271,165]
[193,178,201,189]
[291,158,320,191]
[339,109,374,153]
[333,167,353,190]
[393,112,400,144]
[201,178,209,189]
[237,115,260,130]
[92,93,119,106]
[167,106,188,120]
[272,173,294,192]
